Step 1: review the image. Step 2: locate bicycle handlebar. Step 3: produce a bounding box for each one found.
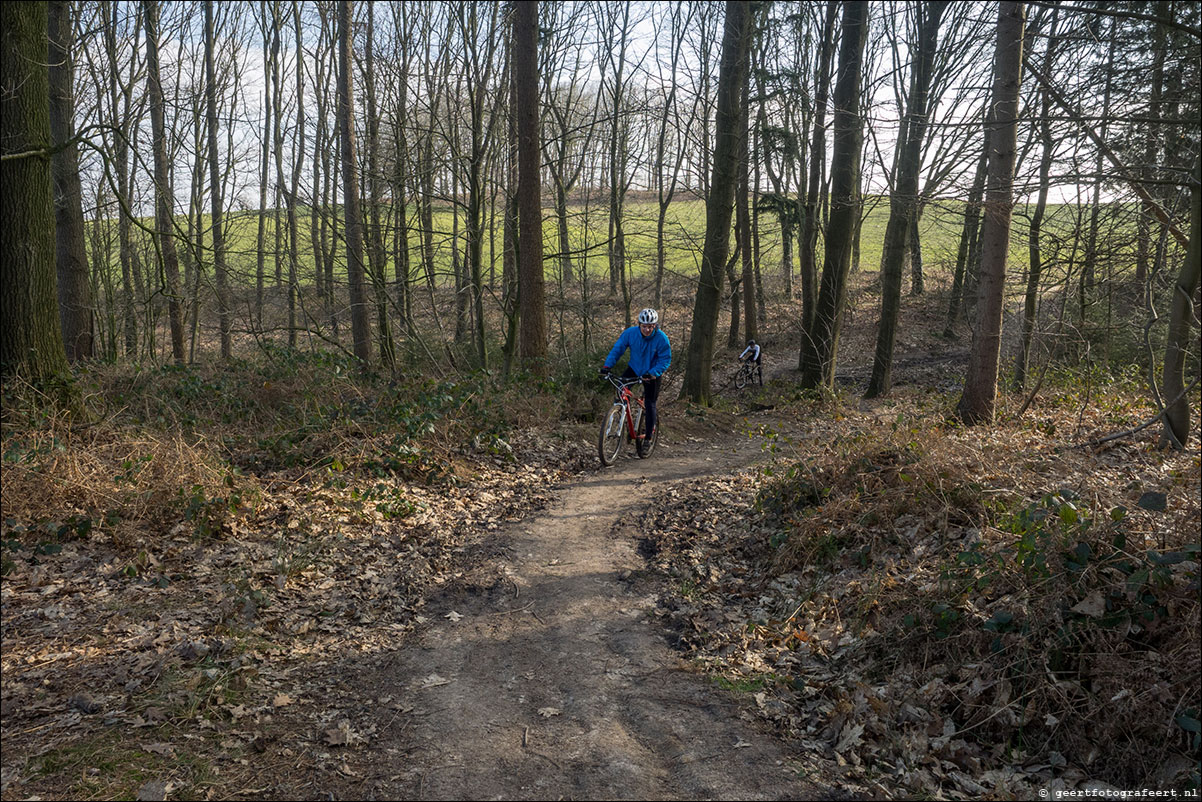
[603,374,645,391]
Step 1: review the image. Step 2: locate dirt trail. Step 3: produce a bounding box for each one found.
[287,419,825,801]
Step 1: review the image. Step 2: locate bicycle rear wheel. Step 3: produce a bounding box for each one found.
[635,407,657,458]
[598,404,626,466]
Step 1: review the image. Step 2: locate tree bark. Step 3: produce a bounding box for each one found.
[866,0,946,398]
[682,0,752,405]
[514,0,547,372]
[944,108,990,338]
[1015,12,1059,390]
[103,2,139,357]
[144,0,186,365]
[49,0,93,363]
[738,52,756,346]
[1,1,72,385]
[957,1,1025,425]
[338,0,372,364]
[203,1,231,359]
[363,3,394,368]
[797,0,839,363]
[1161,158,1200,449]
[799,1,869,390]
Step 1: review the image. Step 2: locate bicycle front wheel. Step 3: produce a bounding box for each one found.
[735,364,748,389]
[598,404,626,466]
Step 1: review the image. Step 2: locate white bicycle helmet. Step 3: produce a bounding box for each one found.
[638,308,659,325]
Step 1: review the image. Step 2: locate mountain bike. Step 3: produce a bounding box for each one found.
[734,358,759,389]
[598,374,657,466]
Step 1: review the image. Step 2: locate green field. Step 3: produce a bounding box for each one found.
[90,193,1145,297]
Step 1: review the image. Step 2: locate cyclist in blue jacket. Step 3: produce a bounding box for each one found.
[600,308,672,442]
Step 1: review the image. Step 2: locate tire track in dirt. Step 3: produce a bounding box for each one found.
[340,426,822,800]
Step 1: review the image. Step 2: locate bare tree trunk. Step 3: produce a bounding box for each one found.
[682,0,752,405]
[738,54,756,346]
[1079,21,1116,326]
[338,0,371,364]
[944,110,990,338]
[1136,1,1169,292]
[287,2,304,350]
[363,3,394,369]
[391,5,415,338]
[957,1,1025,425]
[255,5,272,330]
[104,3,139,357]
[909,210,924,295]
[203,1,231,359]
[1015,12,1059,390]
[49,0,93,362]
[799,1,869,390]
[514,0,546,372]
[797,0,839,364]
[1161,158,1200,449]
[144,0,185,365]
[866,0,947,398]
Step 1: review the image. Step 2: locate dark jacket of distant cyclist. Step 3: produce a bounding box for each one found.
[603,325,671,379]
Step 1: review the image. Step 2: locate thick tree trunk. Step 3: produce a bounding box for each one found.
[1,1,71,384]
[682,0,752,405]
[799,1,869,390]
[514,0,547,371]
[338,0,372,364]
[49,0,93,363]
[957,1,1025,425]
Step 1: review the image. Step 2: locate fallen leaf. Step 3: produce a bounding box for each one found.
[733,737,752,748]
[537,707,562,718]
[1071,592,1106,618]
[445,611,463,622]
[135,780,168,801]
[140,743,176,757]
[273,693,293,707]
[323,720,355,746]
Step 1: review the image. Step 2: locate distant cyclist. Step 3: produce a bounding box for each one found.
[739,339,762,386]
[600,308,672,442]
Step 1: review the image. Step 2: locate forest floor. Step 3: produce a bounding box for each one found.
[1,358,849,801]
[2,276,1199,801]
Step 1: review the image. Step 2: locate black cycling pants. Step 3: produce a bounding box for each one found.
[621,367,659,436]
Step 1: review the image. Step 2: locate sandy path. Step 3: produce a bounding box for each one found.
[330,427,820,801]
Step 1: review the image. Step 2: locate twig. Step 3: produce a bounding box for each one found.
[488,601,534,616]
[1072,377,1201,450]
[525,749,562,769]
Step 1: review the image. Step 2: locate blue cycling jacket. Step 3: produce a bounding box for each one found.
[604,326,672,377]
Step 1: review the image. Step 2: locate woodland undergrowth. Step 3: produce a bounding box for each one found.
[641,377,1201,799]
[0,351,596,800]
